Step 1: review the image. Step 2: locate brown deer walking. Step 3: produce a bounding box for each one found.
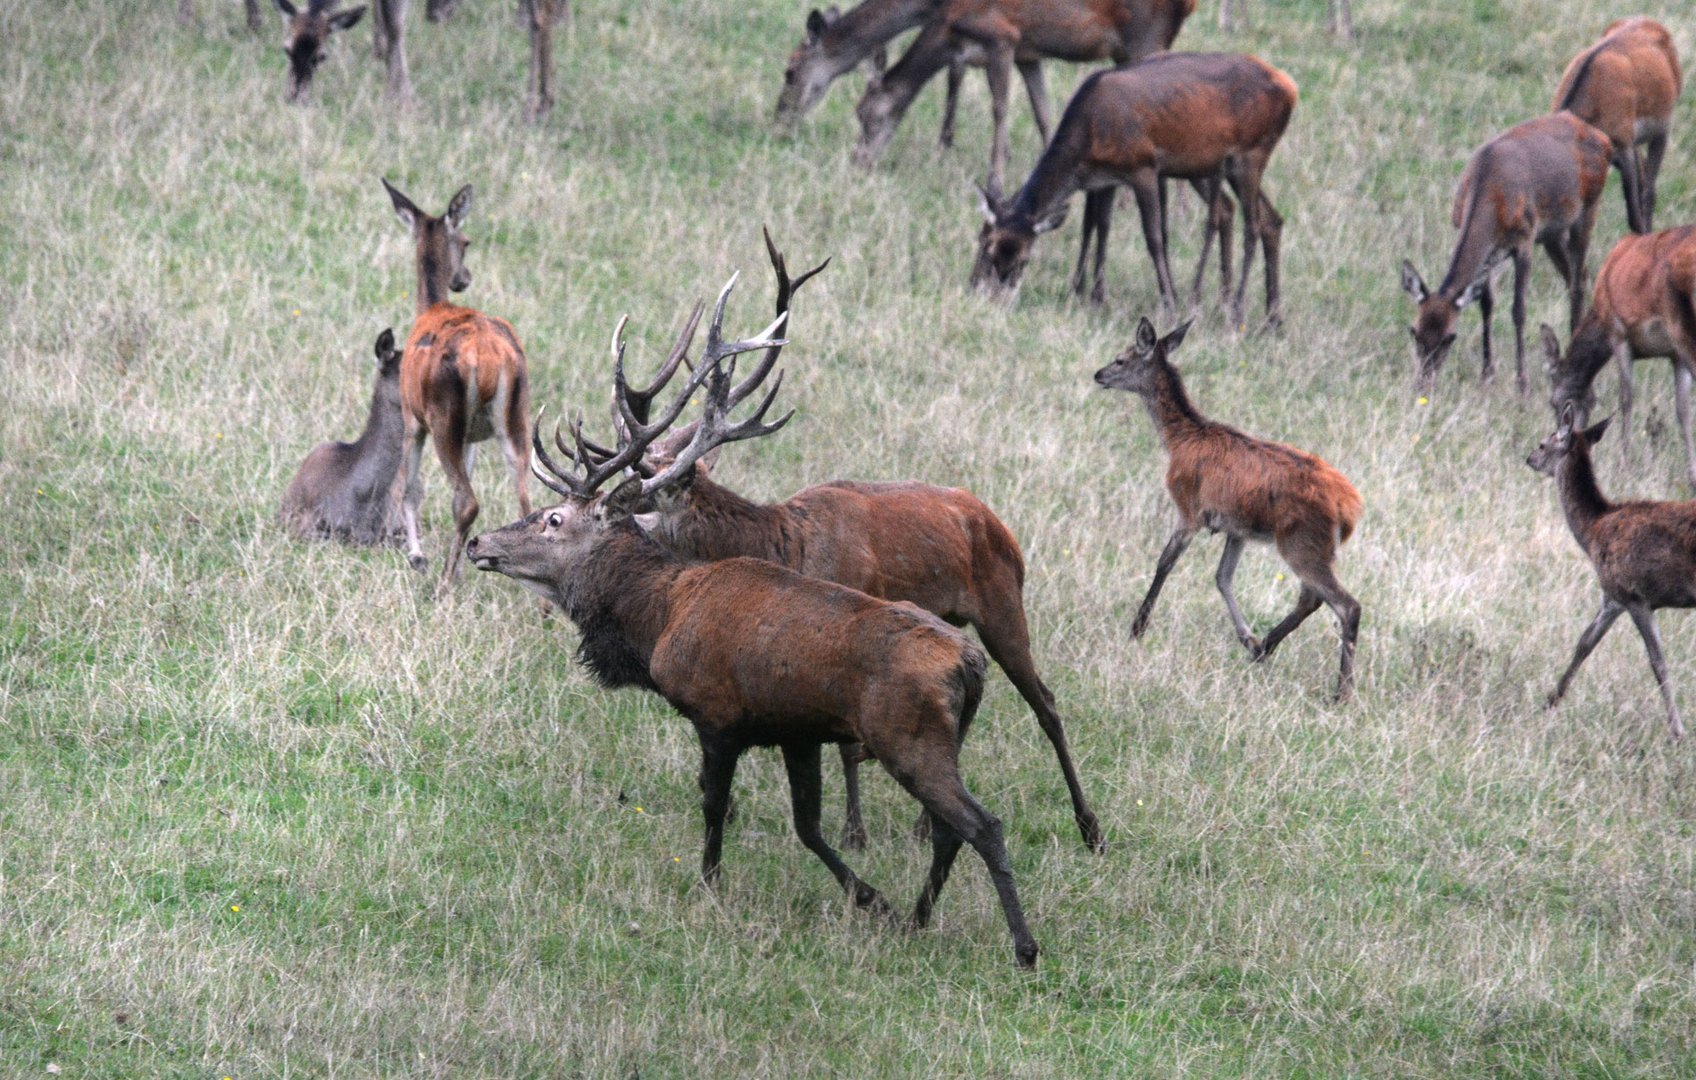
[469,284,1041,968]
[1527,404,1695,739]
[382,179,533,597]
[1552,17,1681,235]
[597,232,1102,853]
[279,328,407,544]
[1095,318,1363,700]
[971,54,1293,328]
[853,0,1196,192]
[1544,228,1696,487]
[1399,112,1612,397]
[1217,0,1350,40]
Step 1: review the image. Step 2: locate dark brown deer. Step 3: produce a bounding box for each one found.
[382,179,533,597]
[1218,0,1350,40]
[1544,228,1696,487]
[774,0,941,132]
[275,0,369,104]
[602,232,1102,854]
[1552,18,1681,234]
[1527,404,1695,739]
[1399,111,1612,397]
[1094,318,1363,700]
[853,0,1196,192]
[468,285,1041,968]
[279,328,406,544]
[971,54,1293,328]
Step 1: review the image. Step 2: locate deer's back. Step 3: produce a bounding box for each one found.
[1588,228,1696,355]
[1166,425,1360,546]
[401,304,527,434]
[1586,501,1696,608]
[1553,18,1680,139]
[950,0,1194,61]
[1456,114,1611,241]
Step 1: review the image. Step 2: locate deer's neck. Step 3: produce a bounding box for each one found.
[1010,131,1084,225]
[877,25,956,108]
[823,0,934,70]
[1557,444,1614,546]
[1437,175,1503,299]
[415,249,452,315]
[566,526,685,692]
[345,386,405,492]
[1138,363,1210,450]
[651,476,795,567]
[1553,317,1615,404]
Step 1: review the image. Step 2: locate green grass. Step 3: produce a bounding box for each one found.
[5,0,1696,1074]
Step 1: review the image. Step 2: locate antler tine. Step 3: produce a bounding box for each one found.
[528,406,580,498]
[728,228,830,409]
[614,303,706,426]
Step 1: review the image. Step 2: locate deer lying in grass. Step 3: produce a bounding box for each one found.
[279,328,405,544]
[1218,0,1350,40]
[1399,112,1611,397]
[853,0,1196,193]
[468,283,1041,968]
[1527,404,1694,739]
[1543,227,1696,487]
[1095,318,1363,700]
[383,179,533,597]
[971,53,1294,327]
[1553,17,1681,234]
[593,231,1101,853]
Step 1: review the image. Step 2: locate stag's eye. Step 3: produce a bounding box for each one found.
[546,512,563,529]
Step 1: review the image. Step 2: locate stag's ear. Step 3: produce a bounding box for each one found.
[445,184,473,229]
[1582,415,1612,445]
[601,478,653,522]
[1454,278,1486,310]
[1540,324,1562,370]
[275,0,299,17]
[329,5,366,31]
[1162,319,1193,354]
[1399,259,1428,304]
[383,178,419,232]
[1135,317,1157,352]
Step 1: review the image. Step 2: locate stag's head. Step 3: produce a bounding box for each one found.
[1399,259,1485,397]
[1094,317,1192,397]
[775,7,850,131]
[1526,401,1611,477]
[383,179,474,302]
[277,0,366,103]
[970,182,1065,301]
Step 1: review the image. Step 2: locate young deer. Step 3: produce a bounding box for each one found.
[601,232,1101,854]
[1095,318,1363,700]
[1552,17,1681,234]
[1399,111,1612,397]
[1544,227,1696,487]
[383,179,533,597]
[971,54,1294,328]
[1527,404,1695,739]
[275,0,369,104]
[279,328,405,545]
[469,284,1040,968]
[1218,0,1350,40]
[852,0,1196,193]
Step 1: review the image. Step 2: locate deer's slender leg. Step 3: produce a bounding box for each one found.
[1258,192,1284,328]
[1618,145,1648,234]
[982,43,1015,195]
[939,57,963,149]
[526,0,559,121]
[1643,132,1668,230]
[1477,277,1496,383]
[782,744,890,911]
[400,421,430,572]
[1223,158,1265,330]
[1626,604,1685,739]
[1331,0,1353,40]
[1612,342,1636,465]
[1215,534,1259,654]
[1548,595,1625,706]
[382,0,414,105]
[1676,361,1696,488]
[1017,59,1052,146]
[1128,170,1178,318]
[696,731,740,886]
[1132,524,1195,638]
[1255,585,1321,661]
[429,422,479,597]
[837,743,868,850]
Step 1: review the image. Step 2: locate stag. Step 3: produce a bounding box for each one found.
[469,282,1040,967]
[279,328,406,544]
[1095,318,1363,700]
[971,53,1293,328]
[592,231,1101,853]
[1399,112,1611,397]
[1528,404,1696,739]
[382,179,533,596]
[1552,17,1681,234]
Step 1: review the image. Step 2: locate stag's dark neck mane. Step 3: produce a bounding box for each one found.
[563,523,683,692]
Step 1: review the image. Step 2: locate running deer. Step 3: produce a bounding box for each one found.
[279,328,406,545]
[853,0,1196,193]
[1552,17,1681,234]
[382,179,533,596]
[1399,111,1612,397]
[971,54,1293,328]
[1217,0,1350,40]
[468,284,1041,968]
[275,0,369,104]
[1094,318,1363,700]
[1527,404,1695,740]
[1544,228,1696,487]
[598,231,1102,854]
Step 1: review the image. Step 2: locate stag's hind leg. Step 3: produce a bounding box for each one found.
[782,744,890,912]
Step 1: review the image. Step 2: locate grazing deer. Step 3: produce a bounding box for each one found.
[469,285,1041,968]
[1544,228,1696,487]
[971,54,1293,328]
[279,328,407,544]
[1552,17,1681,234]
[1218,0,1350,41]
[382,179,533,596]
[600,232,1102,854]
[1527,404,1694,740]
[1095,318,1363,700]
[774,0,941,132]
[1399,111,1612,397]
[853,0,1196,193]
[275,0,369,104]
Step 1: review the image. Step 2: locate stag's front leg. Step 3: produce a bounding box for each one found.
[525,0,559,121]
[939,58,963,149]
[696,733,741,886]
[838,743,868,850]
[782,744,889,912]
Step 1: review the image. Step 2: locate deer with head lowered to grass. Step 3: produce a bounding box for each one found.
[579,231,1102,853]
[467,281,1041,968]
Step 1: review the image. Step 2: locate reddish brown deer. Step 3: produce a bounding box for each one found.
[279,328,406,544]
[275,0,369,104]
[1552,18,1681,234]
[1095,318,1363,700]
[468,286,1041,968]
[599,232,1102,853]
[1399,111,1612,397]
[382,179,533,596]
[1527,404,1695,739]
[1543,227,1696,486]
[853,0,1196,192]
[1218,0,1350,40]
[971,54,1293,328]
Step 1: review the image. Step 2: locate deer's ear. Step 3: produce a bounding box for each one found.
[1583,415,1612,445]
[275,0,299,17]
[1454,278,1486,310]
[446,184,473,229]
[329,5,366,31]
[1400,260,1428,304]
[1559,400,1577,431]
[1135,317,1157,351]
[602,478,653,522]
[383,177,419,232]
[1032,204,1068,234]
[805,8,830,41]
[375,327,395,358]
[974,182,999,225]
[698,446,722,476]
[1162,319,1193,354]
[1540,324,1562,369]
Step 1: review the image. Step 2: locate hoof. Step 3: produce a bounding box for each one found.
[1015,942,1040,970]
[840,826,868,853]
[408,553,428,573]
[1079,816,1106,855]
[852,883,892,916]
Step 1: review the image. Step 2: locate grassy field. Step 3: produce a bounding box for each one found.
[5,0,1696,1074]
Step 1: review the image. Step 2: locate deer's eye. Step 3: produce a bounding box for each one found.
[546,512,563,529]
